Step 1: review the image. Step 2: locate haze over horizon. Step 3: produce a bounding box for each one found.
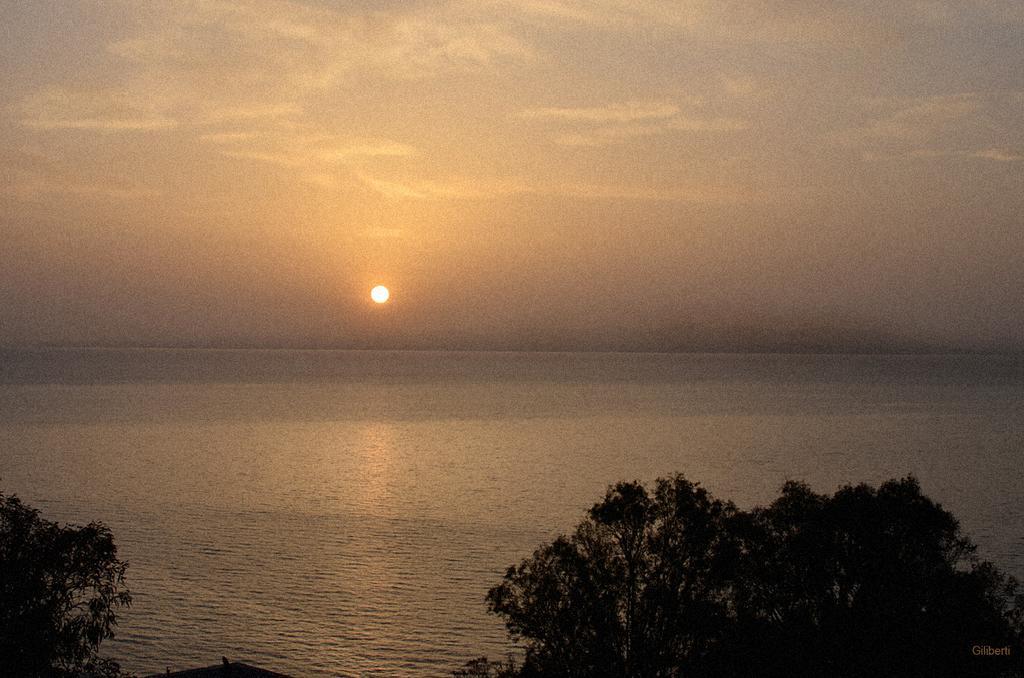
[2,1,1022,353]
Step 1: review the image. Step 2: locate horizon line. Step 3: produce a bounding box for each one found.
[3,342,1022,358]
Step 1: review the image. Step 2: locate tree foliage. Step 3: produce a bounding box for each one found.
[473,475,1023,677]
[1,491,132,677]
[453,656,520,677]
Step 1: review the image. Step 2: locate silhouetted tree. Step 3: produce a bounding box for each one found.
[453,656,519,677]
[719,477,1024,678]
[0,491,132,677]
[467,475,1023,677]
[486,475,739,677]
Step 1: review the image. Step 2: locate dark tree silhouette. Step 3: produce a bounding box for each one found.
[467,475,1023,678]
[453,656,519,677]
[719,477,1024,678]
[1,491,132,677]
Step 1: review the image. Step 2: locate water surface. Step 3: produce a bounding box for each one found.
[1,349,1021,676]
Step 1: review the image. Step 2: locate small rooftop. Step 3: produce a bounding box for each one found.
[150,658,291,678]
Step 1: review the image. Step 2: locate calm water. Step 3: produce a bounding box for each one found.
[1,349,1022,676]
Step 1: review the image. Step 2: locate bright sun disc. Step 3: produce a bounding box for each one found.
[370,285,390,304]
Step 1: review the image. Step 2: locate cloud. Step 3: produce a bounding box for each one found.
[719,74,757,97]
[357,174,531,200]
[522,100,748,147]
[358,176,432,200]
[18,87,178,131]
[845,94,979,142]
[831,93,1022,161]
[969,148,1023,162]
[199,132,260,144]
[355,172,747,204]
[108,0,532,85]
[521,101,680,122]
[4,170,162,201]
[382,17,534,77]
[859,148,949,162]
[668,116,750,132]
[316,142,417,161]
[552,126,662,147]
[219,150,302,167]
[21,118,177,131]
[500,0,893,47]
[301,172,339,189]
[196,103,303,124]
[549,181,748,203]
[496,0,706,31]
[217,136,417,169]
[861,146,1023,163]
[892,1,1024,25]
[22,0,533,146]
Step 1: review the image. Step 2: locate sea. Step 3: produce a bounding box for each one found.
[1,348,1022,676]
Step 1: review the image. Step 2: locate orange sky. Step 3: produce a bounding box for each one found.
[2,1,1022,351]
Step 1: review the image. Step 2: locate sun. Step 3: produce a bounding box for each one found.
[370,285,390,304]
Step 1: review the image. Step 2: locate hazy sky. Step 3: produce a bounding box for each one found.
[2,1,1022,351]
